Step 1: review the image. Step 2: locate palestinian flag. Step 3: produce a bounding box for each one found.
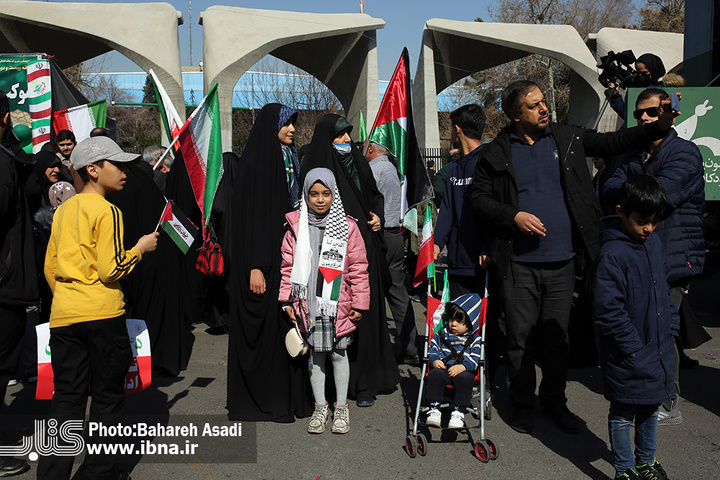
[368,47,433,231]
[150,68,183,144]
[26,59,52,153]
[413,203,435,287]
[177,83,223,234]
[159,200,198,254]
[52,99,107,143]
[426,270,450,340]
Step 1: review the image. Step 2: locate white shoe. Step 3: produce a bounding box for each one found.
[426,408,441,428]
[449,410,465,429]
[331,403,350,434]
[308,403,330,434]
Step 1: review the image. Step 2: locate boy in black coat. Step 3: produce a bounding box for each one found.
[593,175,678,480]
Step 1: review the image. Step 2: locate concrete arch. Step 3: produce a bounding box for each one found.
[413,19,604,149]
[199,6,384,149]
[0,0,185,123]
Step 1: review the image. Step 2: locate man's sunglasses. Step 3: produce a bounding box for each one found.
[633,106,661,120]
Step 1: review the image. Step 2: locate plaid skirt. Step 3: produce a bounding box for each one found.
[306,316,352,352]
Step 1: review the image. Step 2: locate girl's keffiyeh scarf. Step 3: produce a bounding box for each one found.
[290,168,349,318]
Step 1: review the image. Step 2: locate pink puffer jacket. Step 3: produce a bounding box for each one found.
[278,210,370,338]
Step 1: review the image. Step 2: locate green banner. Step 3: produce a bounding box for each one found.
[627,87,720,200]
[0,55,41,153]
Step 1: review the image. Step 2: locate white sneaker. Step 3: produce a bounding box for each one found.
[331,403,350,434]
[308,403,330,434]
[449,410,465,429]
[426,408,441,428]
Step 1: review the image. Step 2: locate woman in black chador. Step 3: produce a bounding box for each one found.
[226,103,313,421]
[302,114,399,406]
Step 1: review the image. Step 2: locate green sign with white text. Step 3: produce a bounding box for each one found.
[0,55,40,153]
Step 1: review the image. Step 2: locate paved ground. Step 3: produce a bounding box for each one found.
[6,267,720,480]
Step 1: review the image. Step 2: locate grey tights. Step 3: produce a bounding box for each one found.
[308,349,349,406]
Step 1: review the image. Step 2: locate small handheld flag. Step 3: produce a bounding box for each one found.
[158,200,198,254]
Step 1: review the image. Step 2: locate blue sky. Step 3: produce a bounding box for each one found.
[65,0,495,80]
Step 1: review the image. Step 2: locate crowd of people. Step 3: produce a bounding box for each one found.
[0,49,711,479]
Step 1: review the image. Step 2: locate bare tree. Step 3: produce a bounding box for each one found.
[639,0,684,33]
[442,0,635,137]
[63,57,132,104]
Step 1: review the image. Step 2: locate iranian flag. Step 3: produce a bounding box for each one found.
[149,68,183,144]
[26,59,52,153]
[158,200,199,254]
[177,83,223,234]
[36,319,152,400]
[52,99,107,143]
[413,203,435,287]
[426,270,450,340]
[367,48,433,232]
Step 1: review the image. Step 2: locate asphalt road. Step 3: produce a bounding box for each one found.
[6,267,720,480]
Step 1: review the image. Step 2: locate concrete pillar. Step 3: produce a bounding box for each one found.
[413,27,441,150]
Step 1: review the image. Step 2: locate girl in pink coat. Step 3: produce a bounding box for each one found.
[279,167,370,435]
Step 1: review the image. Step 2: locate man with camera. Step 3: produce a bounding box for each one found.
[603,87,705,427]
[471,79,678,436]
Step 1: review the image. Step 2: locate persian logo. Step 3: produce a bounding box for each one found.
[0,420,84,461]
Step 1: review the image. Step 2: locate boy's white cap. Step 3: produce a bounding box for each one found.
[70,136,140,170]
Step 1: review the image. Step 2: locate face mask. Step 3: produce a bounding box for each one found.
[333,143,352,155]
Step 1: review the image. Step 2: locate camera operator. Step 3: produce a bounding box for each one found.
[606,53,670,119]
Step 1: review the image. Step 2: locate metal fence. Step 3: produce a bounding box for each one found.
[422,147,451,171]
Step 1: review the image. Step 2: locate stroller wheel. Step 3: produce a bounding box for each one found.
[416,433,428,456]
[486,438,498,460]
[474,441,490,463]
[405,435,418,458]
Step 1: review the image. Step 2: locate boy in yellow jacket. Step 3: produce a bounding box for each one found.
[38,136,158,480]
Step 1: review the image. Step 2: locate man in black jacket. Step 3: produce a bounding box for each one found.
[471,80,677,435]
[0,91,37,476]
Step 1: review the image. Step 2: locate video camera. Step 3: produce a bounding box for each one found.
[597,50,639,89]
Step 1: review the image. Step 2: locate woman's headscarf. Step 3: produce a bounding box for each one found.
[636,53,666,84]
[301,114,384,230]
[32,150,64,207]
[235,103,299,272]
[278,106,300,209]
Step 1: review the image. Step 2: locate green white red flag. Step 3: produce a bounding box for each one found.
[52,99,107,143]
[159,199,198,254]
[149,68,183,144]
[367,47,433,231]
[177,83,223,234]
[414,203,435,287]
[425,270,449,338]
[26,59,52,153]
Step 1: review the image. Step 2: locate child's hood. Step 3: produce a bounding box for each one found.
[447,293,482,333]
[599,215,642,247]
